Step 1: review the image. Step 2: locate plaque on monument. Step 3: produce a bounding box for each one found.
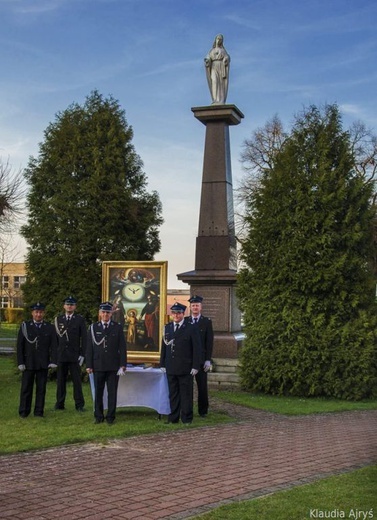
[194,287,230,332]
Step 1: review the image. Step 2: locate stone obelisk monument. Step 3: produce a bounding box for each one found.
[178,34,244,358]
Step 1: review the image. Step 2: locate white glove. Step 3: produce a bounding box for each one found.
[18,364,26,372]
[48,363,58,368]
[160,367,166,373]
[117,368,126,376]
[190,369,198,376]
[203,360,212,372]
[78,356,85,366]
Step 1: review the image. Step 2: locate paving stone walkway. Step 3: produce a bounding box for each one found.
[1,401,376,520]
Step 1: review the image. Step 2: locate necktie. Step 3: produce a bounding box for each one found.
[194,318,198,324]
[104,323,108,331]
[175,324,179,332]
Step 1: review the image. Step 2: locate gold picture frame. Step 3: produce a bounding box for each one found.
[102,261,168,364]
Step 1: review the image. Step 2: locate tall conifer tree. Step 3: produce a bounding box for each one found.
[21,91,163,321]
[238,105,377,399]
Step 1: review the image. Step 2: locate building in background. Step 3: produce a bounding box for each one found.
[167,289,190,318]
[0,263,26,309]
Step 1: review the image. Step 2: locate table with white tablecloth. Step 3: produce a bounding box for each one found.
[89,366,171,415]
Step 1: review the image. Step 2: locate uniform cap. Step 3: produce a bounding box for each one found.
[188,295,203,303]
[99,301,113,312]
[30,302,45,310]
[64,296,77,304]
[171,302,187,313]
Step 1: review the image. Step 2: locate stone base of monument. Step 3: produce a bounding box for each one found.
[207,358,240,389]
[177,269,245,360]
[212,331,244,359]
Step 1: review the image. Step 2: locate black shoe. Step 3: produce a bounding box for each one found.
[54,404,65,410]
[34,414,44,418]
[164,420,179,425]
[199,413,207,418]
[94,418,104,424]
[76,407,85,413]
[106,418,114,425]
[19,414,28,419]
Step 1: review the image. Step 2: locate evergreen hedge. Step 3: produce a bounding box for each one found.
[237,105,377,400]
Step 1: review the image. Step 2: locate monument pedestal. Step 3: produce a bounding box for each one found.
[177,269,242,358]
[178,105,245,359]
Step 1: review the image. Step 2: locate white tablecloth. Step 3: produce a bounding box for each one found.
[89,367,171,415]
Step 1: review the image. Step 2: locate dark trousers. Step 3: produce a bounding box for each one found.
[56,362,85,409]
[167,373,193,423]
[195,368,209,416]
[94,371,119,422]
[19,369,48,417]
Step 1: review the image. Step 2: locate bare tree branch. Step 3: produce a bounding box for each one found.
[240,115,287,176]
[349,121,377,199]
[235,116,287,245]
[0,158,25,232]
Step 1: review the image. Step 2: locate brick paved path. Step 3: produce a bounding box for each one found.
[1,403,376,520]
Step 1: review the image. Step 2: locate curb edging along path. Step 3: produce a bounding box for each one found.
[1,402,376,520]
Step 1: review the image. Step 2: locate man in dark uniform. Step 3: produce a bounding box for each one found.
[86,301,127,424]
[187,295,214,418]
[17,302,58,418]
[54,296,87,412]
[160,302,202,425]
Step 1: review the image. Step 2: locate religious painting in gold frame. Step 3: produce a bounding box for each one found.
[102,261,168,364]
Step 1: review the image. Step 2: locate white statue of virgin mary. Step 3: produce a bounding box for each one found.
[204,34,230,105]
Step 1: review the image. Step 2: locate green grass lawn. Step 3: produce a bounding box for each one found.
[0,356,231,454]
[211,389,377,415]
[196,465,377,519]
[0,322,18,339]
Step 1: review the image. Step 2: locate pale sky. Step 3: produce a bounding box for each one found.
[1,0,376,288]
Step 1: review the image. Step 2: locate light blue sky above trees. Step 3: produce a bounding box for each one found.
[1,0,376,288]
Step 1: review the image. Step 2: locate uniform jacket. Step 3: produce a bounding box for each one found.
[185,315,214,363]
[160,320,202,375]
[55,313,87,363]
[17,320,58,370]
[86,321,127,372]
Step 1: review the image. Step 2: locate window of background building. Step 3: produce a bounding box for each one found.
[1,297,9,308]
[2,276,9,289]
[14,276,26,289]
